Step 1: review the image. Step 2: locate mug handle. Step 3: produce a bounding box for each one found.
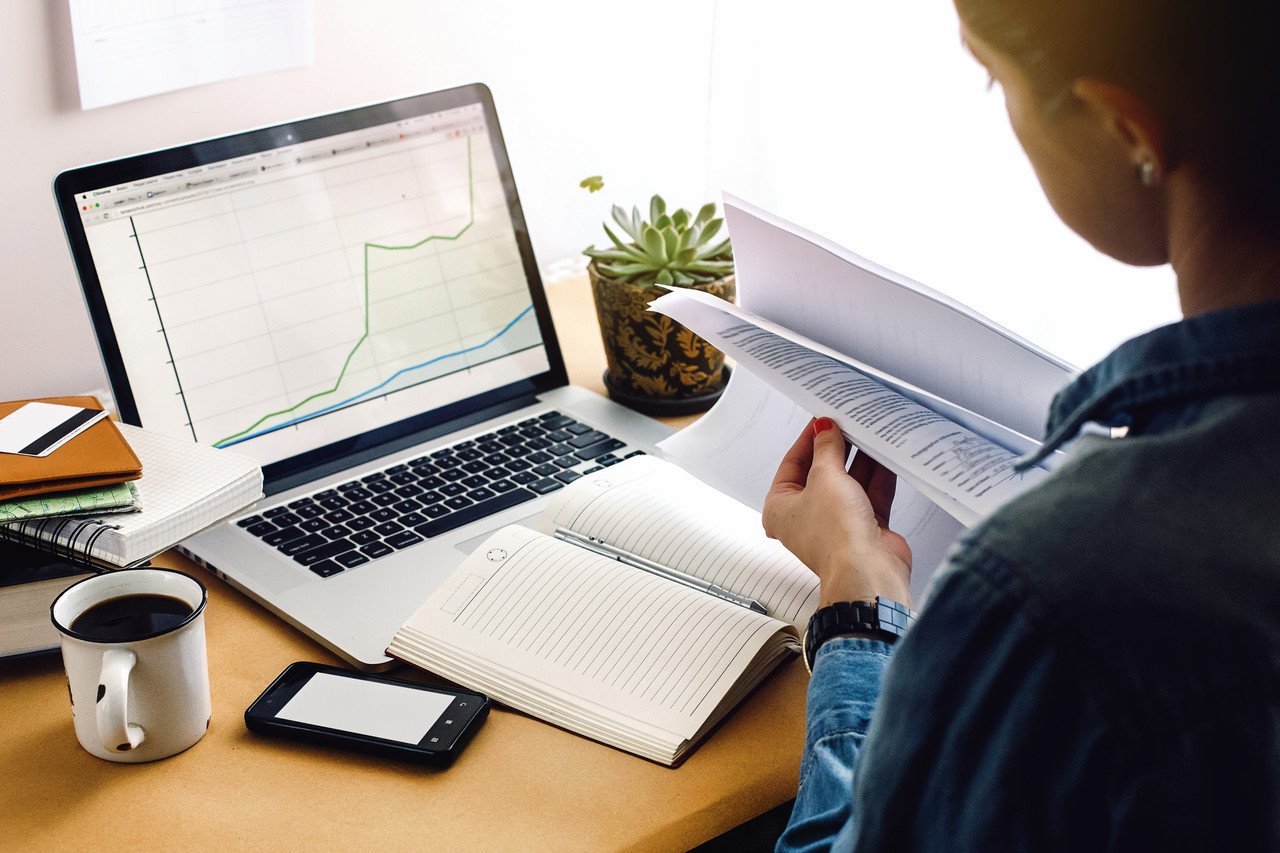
[97,649,146,753]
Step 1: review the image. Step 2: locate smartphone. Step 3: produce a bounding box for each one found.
[244,662,489,765]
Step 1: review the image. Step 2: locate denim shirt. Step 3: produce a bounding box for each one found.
[778,300,1280,852]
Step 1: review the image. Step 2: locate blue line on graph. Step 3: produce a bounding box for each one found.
[215,304,536,448]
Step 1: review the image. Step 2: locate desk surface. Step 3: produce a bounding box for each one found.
[0,275,806,852]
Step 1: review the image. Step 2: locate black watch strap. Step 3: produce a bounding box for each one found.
[802,597,914,673]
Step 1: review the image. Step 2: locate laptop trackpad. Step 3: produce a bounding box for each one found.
[454,512,542,555]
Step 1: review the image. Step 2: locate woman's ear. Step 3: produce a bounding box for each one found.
[1071,78,1173,187]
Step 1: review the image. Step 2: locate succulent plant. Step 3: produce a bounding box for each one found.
[584,195,733,287]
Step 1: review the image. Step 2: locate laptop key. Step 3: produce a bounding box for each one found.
[462,461,488,475]
[323,509,353,523]
[374,521,404,537]
[372,493,399,507]
[246,521,276,537]
[237,515,264,528]
[367,480,395,494]
[422,504,450,518]
[345,487,372,500]
[293,539,354,565]
[321,525,353,541]
[336,551,370,568]
[360,541,394,559]
[541,415,575,429]
[316,489,339,500]
[412,488,537,539]
[318,497,346,511]
[309,560,344,578]
[554,470,582,484]
[400,512,428,527]
[583,465,604,474]
[530,478,563,494]
[546,429,572,443]
[491,479,518,493]
[533,463,559,477]
[386,531,424,550]
[528,451,553,464]
[296,504,325,520]
[349,500,376,515]
[484,467,511,480]
[420,490,444,504]
[263,526,305,546]
[263,507,289,519]
[624,450,646,458]
[393,499,422,513]
[370,508,396,523]
[461,475,487,489]
[512,471,538,485]
[506,459,532,471]
[538,410,562,420]
[441,468,466,482]
[440,482,465,497]
[283,538,325,559]
[351,530,379,545]
[336,481,362,492]
[389,472,415,486]
[574,438,626,460]
[548,444,575,457]
[598,455,622,466]
[526,438,551,451]
[347,517,375,531]
[468,487,496,501]
[498,434,524,447]
[565,422,593,435]
[388,464,408,475]
[567,430,609,448]
[554,457,579,469]
[300,517,327,532]
[445,496,474,510]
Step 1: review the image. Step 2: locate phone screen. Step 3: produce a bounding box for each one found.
[276,671,454,744]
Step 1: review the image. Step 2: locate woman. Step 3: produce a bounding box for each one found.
[766,1,1280,850]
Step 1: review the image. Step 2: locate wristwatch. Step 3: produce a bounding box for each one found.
[802,597,915,673]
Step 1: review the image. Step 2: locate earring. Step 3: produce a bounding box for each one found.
[1137,160,1157,187]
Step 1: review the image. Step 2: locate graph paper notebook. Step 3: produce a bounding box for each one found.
[388,456,818,766]
[0,424,262,568]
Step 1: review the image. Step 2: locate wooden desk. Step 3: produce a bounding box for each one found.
[0,276,806,851]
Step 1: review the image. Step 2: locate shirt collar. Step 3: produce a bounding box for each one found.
[1016,298,1280,471]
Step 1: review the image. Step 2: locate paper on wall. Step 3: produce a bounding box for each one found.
[69,0,313,110]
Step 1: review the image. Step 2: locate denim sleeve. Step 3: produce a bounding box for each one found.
[778,561,1115,853]
[774,637,893,853]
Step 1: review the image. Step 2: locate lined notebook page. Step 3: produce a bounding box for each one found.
[0,425,261,565]
[538,456,819,629]
[394,525,787,741]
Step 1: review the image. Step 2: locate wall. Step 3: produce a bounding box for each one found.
[1,0,1180,404]
[0,0,718,400]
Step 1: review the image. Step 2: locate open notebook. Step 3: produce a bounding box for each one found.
[388,456,818,765]
[0,424,262,568]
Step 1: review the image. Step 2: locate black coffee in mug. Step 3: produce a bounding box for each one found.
[70,594,194,641]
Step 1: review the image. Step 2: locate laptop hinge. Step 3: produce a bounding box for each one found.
[263,393,542,496]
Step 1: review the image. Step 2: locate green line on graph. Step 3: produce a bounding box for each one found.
[214,136,475,447]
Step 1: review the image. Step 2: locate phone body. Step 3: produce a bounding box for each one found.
[244,662,489,765]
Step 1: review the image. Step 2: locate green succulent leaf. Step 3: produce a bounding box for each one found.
[697,237,732,260]
[654,214,671,230]
[649,195,666,223]
[602,223,646,258]
[642,225,667,262]
[662,227,679,260]
[611,205,639,241]
[676,246,698,264]
[672,208,689,229]
[655,268,675,286]
[672,271,695,286]
[695,202,716,225]
[699,218,723,244]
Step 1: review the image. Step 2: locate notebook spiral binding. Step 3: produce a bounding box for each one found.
[0,514,120,570]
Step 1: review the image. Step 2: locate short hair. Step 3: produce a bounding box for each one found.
[954,0,1280,224]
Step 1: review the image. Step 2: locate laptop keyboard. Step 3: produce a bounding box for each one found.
[234,411,644,579]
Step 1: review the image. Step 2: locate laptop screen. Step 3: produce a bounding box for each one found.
[56,86,563,478]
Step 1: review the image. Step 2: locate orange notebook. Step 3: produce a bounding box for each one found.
[0,397,142,501]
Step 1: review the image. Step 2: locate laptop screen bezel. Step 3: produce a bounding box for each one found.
[53,83,570,489]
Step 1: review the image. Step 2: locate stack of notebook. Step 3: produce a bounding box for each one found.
[0,396,263,657]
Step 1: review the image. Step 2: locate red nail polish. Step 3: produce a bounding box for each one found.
[813,417,834,436]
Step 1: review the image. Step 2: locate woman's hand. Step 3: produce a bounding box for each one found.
[763,417,912,606]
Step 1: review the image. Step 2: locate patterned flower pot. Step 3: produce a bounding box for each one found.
[587,262,735,416]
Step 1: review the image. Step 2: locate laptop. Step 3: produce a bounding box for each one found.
[55,84,672,669]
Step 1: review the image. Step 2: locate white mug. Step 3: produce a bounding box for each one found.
[51,568,210,763]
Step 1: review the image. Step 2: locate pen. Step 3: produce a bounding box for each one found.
[553,528,768,615]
